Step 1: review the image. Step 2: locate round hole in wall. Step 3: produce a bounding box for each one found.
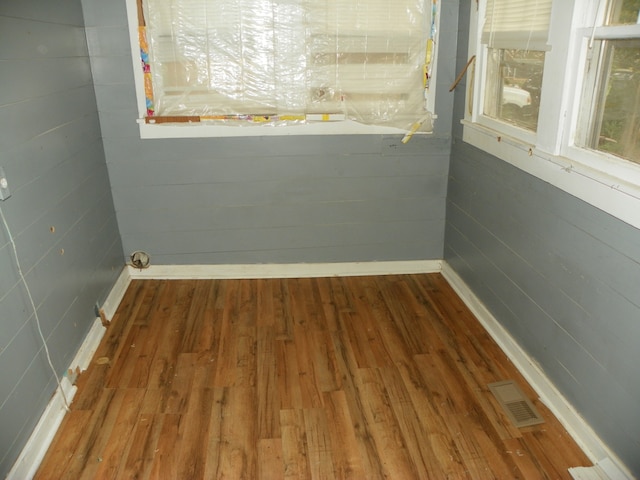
[130,250,151,269]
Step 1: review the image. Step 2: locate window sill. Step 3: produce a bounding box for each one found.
[462,121,640,230]
[137,119,427,139]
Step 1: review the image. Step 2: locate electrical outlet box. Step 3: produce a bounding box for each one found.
[0,167,10,201]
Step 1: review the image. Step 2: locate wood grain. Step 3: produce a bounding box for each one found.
[35,275,592,479]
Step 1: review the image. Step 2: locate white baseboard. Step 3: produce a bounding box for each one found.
[569,458,633,480]
[127,260,443,280]
[67,318,107,374]
[440,262,633,480]
[7,267,131,480]
[6,320,102,480]
[100,266,132,321]
[6,376,77,480]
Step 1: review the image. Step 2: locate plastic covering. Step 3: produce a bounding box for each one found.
[142,0,434,130]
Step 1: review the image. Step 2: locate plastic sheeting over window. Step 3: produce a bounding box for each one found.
[139,0,436,131]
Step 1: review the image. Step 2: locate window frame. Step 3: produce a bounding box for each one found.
[463,0,640,230]
[125,0,440,139]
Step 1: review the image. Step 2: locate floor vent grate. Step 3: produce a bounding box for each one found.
[488,380,545,428]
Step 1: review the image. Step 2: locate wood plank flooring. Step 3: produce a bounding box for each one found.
[35,274,592,479]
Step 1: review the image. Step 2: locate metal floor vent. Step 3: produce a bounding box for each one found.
[488,380,545,428]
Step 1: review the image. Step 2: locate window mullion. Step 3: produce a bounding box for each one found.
[592,24,640,40]
[535,0,577,155]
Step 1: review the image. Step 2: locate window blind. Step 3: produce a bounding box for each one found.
[143,0,431,128]
[482,0,552,51]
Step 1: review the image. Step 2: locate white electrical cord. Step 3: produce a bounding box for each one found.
[0,206,71,411]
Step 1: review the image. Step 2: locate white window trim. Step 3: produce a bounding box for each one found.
[125,0,440,139]
[464,0,640,230]
[134,120,414,139]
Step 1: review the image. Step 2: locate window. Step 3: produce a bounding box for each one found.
[464,0,640,230]
[481,0,550,132]
[125,0,440,138]
[575,0,640,164]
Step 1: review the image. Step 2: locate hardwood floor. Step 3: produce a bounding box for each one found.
[35,274,591,479]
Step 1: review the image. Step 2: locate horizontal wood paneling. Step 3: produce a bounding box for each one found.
[115,197,444,233]
[105,150,450,185]
[0,17,88,59]
[81,0,129,28]
[146,241,440,265]
[0,87,98,149]
[3,114,102,187]
[0,2,85,25]
[0,3,124,476]
[84,26,131,57]
[120,219,443,261]
[446,139,640,476]
[0,58,93,106]
[112,176,446,211]
[101,134,448,263]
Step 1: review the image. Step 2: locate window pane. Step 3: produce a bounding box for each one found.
[588,40,640,163]
[142,0,432,129]
[483,0,552,50]
[606,0,640,25]
[483,48,544,131]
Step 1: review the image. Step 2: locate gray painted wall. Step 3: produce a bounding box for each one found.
[446,1,640,475]
[0,2,124,476]
[83,0,459,265]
